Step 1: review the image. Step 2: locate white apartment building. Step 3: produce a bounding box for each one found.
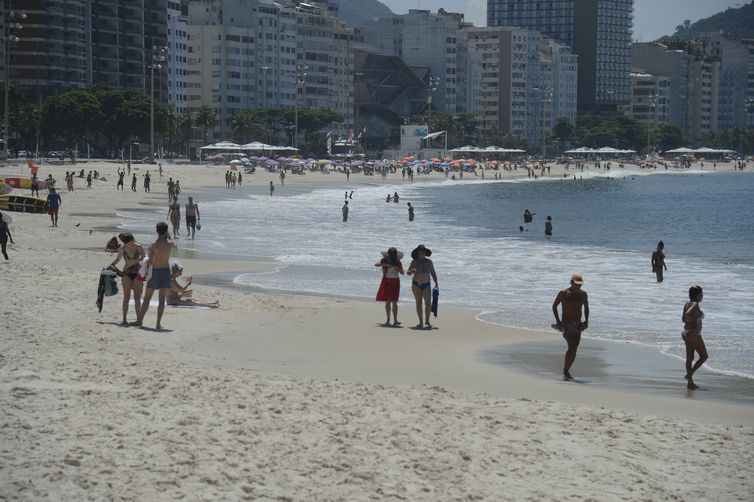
[465,27,576,150]
[186,0,353,141]
[625,72,670,129]
[167,1,189,115]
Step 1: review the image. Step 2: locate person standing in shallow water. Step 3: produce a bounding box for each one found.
[407,244,438,329]
[168,196,181,239]
[407,202,414,221]
[342,201,349,222]
[552,273,589,381]
[652,241,667,282]
[682,285,708,390]
[545,216,553,237]
[375,247,404,326]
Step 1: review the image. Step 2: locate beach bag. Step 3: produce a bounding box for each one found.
[104,275,119,296]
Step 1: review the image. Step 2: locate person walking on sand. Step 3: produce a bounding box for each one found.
[651,241,667,282]
[109,232,145,325]
[552,273,589,381]
[168,196,181,239]
[185,196,200,239]
[407,202,414,222]
[269,181,275,196]
[375,247,404,326]
[342,201,349,222]
[131,173,138,192]
[279,169,285,185]
[144,172,151,193]
[0,212,14,260]
[545,216,553,237]
[682,285,708,390]
[136,222,177,330]
[46,187,62,227]
[407,244,438,329]
[168,178,175,200]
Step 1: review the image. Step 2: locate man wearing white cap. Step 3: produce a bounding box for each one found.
[552,273,589,381]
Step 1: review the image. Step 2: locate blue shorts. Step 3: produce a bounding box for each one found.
[147,267,171,290]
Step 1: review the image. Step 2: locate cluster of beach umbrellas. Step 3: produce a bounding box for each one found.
[664,147,735,155]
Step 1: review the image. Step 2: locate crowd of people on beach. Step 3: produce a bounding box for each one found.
[1,155,723,391]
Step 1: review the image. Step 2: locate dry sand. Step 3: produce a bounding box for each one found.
[1,158,753,500]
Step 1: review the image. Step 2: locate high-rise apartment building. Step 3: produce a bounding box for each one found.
[167,1,189,115]
[624,72,670,129]
[465,27,577,150]
[186,0,353,141]
[631,42,689,131]
[487,0,633,114]
[1,0,172,104]
[360,9,471,116]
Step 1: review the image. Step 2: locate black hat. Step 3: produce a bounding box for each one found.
[411,244,432,259]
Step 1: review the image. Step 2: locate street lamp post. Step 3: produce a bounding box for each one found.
[261,66,271,143]
[426,76,439,149]
[2,10,25,161]
[294,65,307,149]
[646,90,656,158]
[149,45,167,163]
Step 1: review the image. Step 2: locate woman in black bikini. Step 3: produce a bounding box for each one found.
[682,285,708,390]
[407,244,438,329]
[110,232,145,325]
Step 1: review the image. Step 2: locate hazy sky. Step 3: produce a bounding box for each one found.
[379,0,746,41]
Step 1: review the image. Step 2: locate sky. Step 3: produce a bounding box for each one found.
[379,0,746,41]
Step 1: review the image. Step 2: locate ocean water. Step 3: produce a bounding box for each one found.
[125,169,754,379]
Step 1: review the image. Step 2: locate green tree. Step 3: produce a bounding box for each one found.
[41,89,101,151]
[656,124,685,152]
[552,117,575,153]
[195,105,217,144]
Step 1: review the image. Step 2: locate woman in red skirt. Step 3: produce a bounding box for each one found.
[375,247,404,326]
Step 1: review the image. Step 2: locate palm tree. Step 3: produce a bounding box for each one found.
[176,112,195,156]
[195,105,216,144]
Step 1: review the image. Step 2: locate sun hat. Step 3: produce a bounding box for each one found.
[571,273,584,285]
[171,261,184,272]
[411,244,432,259]
[380,247,404,260]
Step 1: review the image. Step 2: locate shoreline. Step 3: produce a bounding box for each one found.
[3,160,754,499]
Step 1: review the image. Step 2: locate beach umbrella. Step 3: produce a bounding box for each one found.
[264,159,278,166]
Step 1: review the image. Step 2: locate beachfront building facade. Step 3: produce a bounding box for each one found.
[685,58,720,140]
[1,0,170,103]
[186,0,354,141]
[359,9,474,117]
[624,72,670,129]
[464,26,577,151]
[487,0,633,115]
[700,32,752,132]
[167,1,189,115]
[631,42,690,131]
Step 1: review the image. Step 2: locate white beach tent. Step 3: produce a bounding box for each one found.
[564,147,594,154]
[664,147,696,154]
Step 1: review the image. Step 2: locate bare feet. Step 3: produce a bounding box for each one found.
[393,320,401,326]
[156,324,163,330]
[687,381,700,390]
[564,371,574,381]
[415,323,424,329]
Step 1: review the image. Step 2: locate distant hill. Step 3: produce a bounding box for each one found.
[333,0,393,27]
[671,1,754,40]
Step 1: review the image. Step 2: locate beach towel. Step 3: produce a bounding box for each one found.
[96,266,120,312]
[137,256,152,282]
[431,286,439,317]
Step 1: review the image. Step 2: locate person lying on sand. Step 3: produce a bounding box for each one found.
[167,262,219,309]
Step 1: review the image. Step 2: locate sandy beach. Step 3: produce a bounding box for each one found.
[1,158,753,500]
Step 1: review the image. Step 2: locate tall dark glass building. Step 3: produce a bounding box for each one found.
[487,0,633,114]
